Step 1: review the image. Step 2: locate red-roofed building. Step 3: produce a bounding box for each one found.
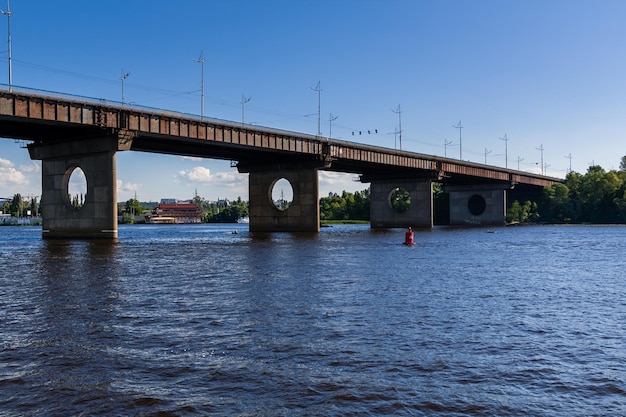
[148,203,202,224]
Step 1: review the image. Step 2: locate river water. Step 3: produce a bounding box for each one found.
[0,224,624,416]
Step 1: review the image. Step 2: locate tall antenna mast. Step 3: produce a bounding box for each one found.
[310,81,322,137]
[452,120,463,159]
[194,50,205,119]
[392,105,402,150]
[499,133,509,168]
[0,0,12,91]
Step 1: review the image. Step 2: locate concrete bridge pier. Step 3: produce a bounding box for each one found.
[245,167,320,232]
[369,179,433,229]
[446,184,509,226]
[27,133,133,239]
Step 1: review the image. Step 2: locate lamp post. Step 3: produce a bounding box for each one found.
[194,50,205,119]
[120,69,130,105]
[392,105,402,150]
[0,0,12,90]
[310,81,321,137]
[536,144,544,175]
[499,133,509,168]
[444,139,453,157]
[452,120,463,159]
[241,94,251,126]
[329,113,338,139]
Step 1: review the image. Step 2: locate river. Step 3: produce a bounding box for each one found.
[0,224,624,416]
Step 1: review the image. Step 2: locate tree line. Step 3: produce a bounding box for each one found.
[1,194,39,218]
[512,157,626,224]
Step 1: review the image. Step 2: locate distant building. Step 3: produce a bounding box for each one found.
[148,203,202,224]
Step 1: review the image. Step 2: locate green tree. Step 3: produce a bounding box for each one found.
[433,184,449,225]
[205,197,248,223]
[577,166,622,222]
[124,198,142,216]
[507,200,539,223]
[10,193,24,217]
[320,193,347,220]
[537,158,626,224]
[541,183,574,222]
[390,187,411,213]
[319,189,371,221]
[29,197,39,217]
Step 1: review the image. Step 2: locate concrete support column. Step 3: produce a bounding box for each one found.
[248,168,319,232]
[28,134,130,239]
[446,184,508,226]
[370,179,433,229]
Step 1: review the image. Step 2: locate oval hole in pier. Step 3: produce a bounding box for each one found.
[67,167,87,209]
[468,194,486,216]
[389,187,411,213]
[271,178,293,211]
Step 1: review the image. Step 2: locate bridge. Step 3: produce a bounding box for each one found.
[0,87,561,238]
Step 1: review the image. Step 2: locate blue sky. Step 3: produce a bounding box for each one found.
[1,0,625,202]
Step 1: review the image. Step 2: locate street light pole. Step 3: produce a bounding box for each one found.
[310,81,321,137]
[536,144,544,175]
[0,0,12,91]
[444,139,453,157]
[452,120,463,159]
[392,105,402,150]
[329,113,338,139]
[194,50,205,119]
[241,94,251,126]
[499,133,509,168]
[120,69,130,105]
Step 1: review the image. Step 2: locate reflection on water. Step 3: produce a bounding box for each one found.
[1,224,625,416]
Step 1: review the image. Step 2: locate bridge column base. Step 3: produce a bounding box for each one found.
[248,168,319,232]
[28,135,125,239]
[370,179,433,229]
[446,184,508,226]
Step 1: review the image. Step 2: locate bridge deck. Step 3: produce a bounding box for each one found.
[0,87,561,188]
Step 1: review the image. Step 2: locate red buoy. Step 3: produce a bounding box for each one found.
[404,227,415,245]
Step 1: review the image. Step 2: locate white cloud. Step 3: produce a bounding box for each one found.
[19,162,41,174]
[318,171,368,196]
[0,158,29,186]
[177,166,247,185]
[319,171,362,187]
[117,179,142,194]
[178,166,213,182]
